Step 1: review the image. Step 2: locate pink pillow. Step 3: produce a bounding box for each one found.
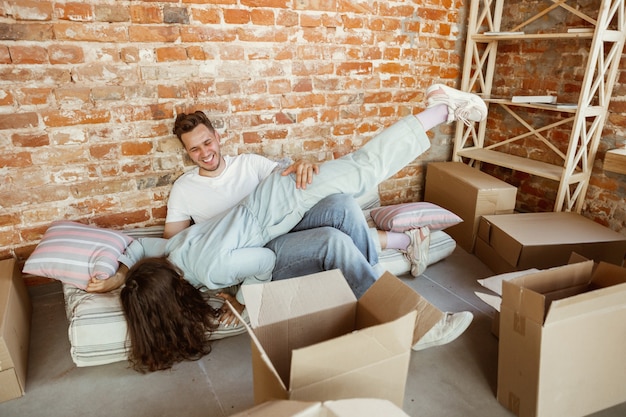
[23,221,134,290]
[371,202,462,232]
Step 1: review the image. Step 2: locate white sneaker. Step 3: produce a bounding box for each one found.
[403,227,430,277]
[426,84,487,125]
[412,311,473,351]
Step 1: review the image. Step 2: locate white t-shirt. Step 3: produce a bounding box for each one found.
[166,154,277,225]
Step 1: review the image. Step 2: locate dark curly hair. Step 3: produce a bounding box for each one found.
[120,257,220,372]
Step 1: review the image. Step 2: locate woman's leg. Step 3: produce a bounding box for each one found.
[245,86,487,243]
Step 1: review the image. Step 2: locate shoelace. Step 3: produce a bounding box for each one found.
[453,102,474,126]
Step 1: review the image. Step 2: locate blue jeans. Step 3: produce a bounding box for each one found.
[266,194,379,298]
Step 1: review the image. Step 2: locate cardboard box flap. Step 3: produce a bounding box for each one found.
[588,261,626,290]
[230,399,410,417]
[242,270,356,328]
[356,272,442,344]
[545,263,626,325]
[289,311,416,391]
[324,398,411,417]
[227,301,289,395]
[501,261,595,323]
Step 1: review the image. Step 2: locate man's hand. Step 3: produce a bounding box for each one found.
[281,159,319,189]
[217,292,245,327]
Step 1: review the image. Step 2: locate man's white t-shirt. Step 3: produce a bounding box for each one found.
[166,154,277,225]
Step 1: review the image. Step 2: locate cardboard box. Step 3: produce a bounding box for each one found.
[475,212,626,274]
[497,259,626,417]
[0,258,32,403]
[230,398,410,417]
[424,161,517,253]
[238,269,443,407]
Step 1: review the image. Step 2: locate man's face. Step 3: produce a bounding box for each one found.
[180,124,224,177]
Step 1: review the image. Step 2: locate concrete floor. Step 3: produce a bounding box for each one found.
[2,247,625,417]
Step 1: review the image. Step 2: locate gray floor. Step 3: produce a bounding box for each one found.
[2,247,625,417]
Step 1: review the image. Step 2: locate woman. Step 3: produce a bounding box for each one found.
[120,84,487,372]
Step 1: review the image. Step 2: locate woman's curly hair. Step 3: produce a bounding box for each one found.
[120,257,220,373]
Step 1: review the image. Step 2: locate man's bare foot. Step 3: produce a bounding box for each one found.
[85,272,125,293]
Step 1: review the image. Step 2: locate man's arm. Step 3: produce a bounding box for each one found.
[163,219,191,239]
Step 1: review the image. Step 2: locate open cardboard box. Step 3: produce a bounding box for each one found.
[0,258,32,403]
[477,254,626,416]
[235,269,443,407]
[230,398,410,417]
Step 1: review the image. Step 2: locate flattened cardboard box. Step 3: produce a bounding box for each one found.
[497,259,626,417]
[229,398,410,417]
[475,212,626,274]
[238,270,443,407]
[0,258,32,403]
[424,161,517,253]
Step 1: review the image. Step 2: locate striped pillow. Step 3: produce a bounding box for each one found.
[23,221,134,290]
[371,202,462,233]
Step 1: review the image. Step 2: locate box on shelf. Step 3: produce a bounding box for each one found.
[474,212,626,274]
[497,258,626,417]
[236,269,443,407]
[424,161,517,253]
[230,398,410,417]
[0,258,32,403]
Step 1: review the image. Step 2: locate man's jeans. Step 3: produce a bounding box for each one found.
[266,193,380,298]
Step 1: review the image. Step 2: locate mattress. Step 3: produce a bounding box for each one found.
[63,199,457,367]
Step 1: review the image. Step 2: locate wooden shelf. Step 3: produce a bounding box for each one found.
[454,0,626,212]
[456,148,585,182]
[604,148,626,174]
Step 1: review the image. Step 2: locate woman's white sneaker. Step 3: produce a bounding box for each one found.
[426,84,487,125]
[412,311,474,351]
[403,226,430,277]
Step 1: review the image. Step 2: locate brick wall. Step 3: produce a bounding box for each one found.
[1,1,625,275]
[0,0,465,267]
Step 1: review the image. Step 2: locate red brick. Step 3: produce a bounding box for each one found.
[0,45,10,63]
[9,45,48,64]
[156,46,188,62]
[55,21,128,42]
[12,0,53,20]
[95,4,131,22]
[55,2,93,21]
[42,109,110,127]
[0,88,13,105]
[224,9,250,24]
[12,132,49,147]
[0,152,32,168]
[130,4,162,24]
[251,9,274,25]
[0,112,38,130]
[191,8,220,24]
[0,23,54,41]
[49,44,84,64]
[18,88,53,105]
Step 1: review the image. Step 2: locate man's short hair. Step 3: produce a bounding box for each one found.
[173,111,215,140]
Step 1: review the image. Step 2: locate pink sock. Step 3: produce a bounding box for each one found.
[384,231,410,251]
[415,104,449,131]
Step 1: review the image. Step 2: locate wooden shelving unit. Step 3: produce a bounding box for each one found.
[453,0,626,212]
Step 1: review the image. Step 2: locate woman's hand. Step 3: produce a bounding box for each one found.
[216,292,245,327]
[85,263,129,293]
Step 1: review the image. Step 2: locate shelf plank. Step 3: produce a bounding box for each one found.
[604,148,626,175]
[473,32,594,42]
[456,148,566,180]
